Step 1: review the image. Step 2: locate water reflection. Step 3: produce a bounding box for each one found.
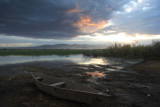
[0,54,108,65]
[86,71,105,78]
[0,54,142,66]
[107,68,116,71]
[79,58,108,65]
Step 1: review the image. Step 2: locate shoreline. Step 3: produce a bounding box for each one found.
[0,59,160,107]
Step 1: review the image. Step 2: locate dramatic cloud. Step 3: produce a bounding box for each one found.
[111,0,160,35]
[73,16,106,33]
[0,0,129,39]
[1,0,159,46]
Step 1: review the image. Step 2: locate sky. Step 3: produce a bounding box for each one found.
[0,0,160,47]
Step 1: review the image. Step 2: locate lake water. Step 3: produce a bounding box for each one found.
[0,54,142,66]
[0,54,143,79]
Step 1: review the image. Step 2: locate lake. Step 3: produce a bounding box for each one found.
[0,54,143,78]
[0,54,142,66]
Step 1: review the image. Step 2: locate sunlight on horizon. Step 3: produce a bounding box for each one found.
[1,33,160,47]
[94,33,160,43]
[74,33,160,44]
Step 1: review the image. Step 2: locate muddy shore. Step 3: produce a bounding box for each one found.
[0,60,160,107]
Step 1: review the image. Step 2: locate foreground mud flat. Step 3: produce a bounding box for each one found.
[0,60,160,107]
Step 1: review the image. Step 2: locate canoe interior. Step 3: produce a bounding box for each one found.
[32,72,104,94]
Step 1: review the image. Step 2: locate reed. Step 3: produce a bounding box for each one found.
[84,41,160,59]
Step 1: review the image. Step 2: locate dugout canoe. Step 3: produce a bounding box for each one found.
[31,72,110,104]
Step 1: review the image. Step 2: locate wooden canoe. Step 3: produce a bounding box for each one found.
[31,72,111,104]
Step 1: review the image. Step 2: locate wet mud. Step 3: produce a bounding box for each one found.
[0,60,160,107]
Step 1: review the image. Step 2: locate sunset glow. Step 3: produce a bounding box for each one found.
[74,16,106,33]
[93,33,160,43]
[72,33,160,44]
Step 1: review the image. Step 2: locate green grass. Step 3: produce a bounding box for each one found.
[0,49,91,56]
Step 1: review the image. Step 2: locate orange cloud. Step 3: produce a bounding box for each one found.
[65,6,83,13]
[74,16,106,33]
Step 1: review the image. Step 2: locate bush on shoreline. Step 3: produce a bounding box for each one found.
[84,41,160,59]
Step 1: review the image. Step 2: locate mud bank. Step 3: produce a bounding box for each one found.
[0,60,160,107]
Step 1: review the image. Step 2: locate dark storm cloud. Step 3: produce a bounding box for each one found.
[0,0,129,39]
[0,0,78,39]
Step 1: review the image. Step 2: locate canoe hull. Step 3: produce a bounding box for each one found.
[31,72,110,104]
